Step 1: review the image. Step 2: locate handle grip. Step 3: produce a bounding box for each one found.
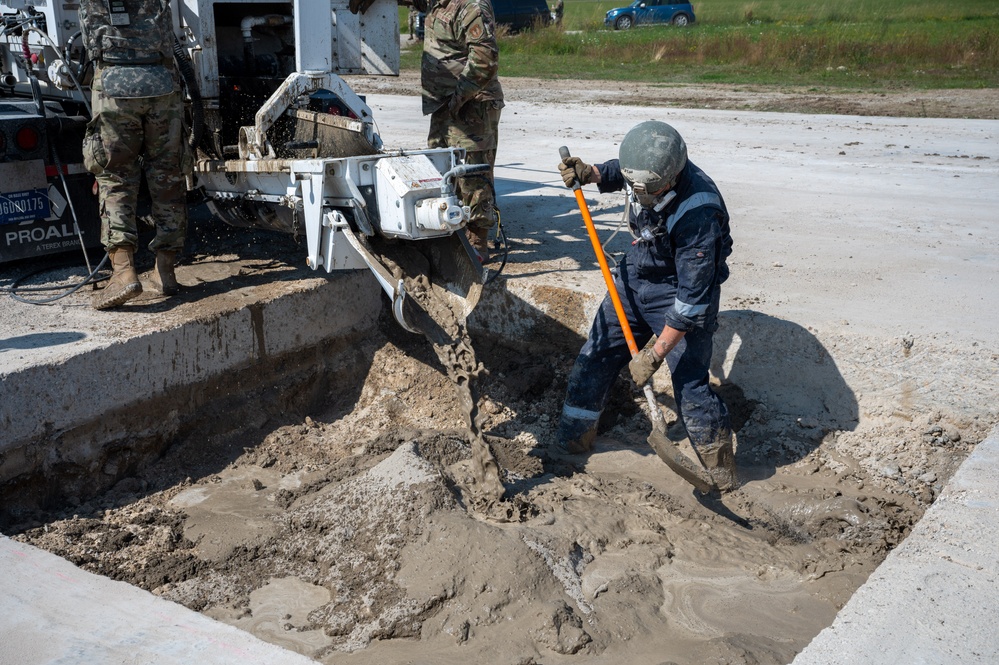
[558,145,581,191]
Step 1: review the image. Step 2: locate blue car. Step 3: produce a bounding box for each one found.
[605,0,695,30]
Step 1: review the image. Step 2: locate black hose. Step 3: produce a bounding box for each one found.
[484,214,509,285]
[172,37,208,155]
[64,30,81,66]
[3,253,109,305]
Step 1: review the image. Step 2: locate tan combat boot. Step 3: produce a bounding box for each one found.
[151,250,179,296]
[92,246,142,310]
[466,226,490,263]
[697,430,738,492]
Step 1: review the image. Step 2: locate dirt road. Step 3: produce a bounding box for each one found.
[356,70,999,120]
[12,82,999,665]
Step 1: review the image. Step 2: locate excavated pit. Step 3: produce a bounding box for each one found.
[4,293,990,665]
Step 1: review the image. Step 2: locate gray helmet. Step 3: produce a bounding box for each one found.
[619,121,687,206]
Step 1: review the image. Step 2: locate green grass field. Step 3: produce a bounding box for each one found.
[401,0,999,89]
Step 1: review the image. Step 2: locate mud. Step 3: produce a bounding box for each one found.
[11,309,986,664]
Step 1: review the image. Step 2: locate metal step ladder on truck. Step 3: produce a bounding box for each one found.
[1,0,484,332]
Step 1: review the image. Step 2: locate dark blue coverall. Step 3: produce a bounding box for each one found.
[558,159,733,453]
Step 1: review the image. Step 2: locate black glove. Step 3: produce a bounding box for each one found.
[629,346,663,386]
[349,0,377,14]
[558,156,594,188]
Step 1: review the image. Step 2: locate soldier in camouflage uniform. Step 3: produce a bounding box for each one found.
[80,0,190,310]
[352,0,503,262]
[408,5,418,40]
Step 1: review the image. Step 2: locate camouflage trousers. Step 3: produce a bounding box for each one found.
[83,87,190,253]
[428,99,502,231]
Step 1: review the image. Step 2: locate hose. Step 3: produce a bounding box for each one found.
[62,29,90,91]
[63,30,81,64]
[25,26,91,115]
[484,209,508,285]
[599,191,635,270]
[172,37,207,155]
[2,253,109,305]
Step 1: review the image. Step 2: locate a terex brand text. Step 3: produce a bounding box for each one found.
[5,223,83,246]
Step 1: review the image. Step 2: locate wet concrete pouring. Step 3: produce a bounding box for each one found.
[4,88,998,664]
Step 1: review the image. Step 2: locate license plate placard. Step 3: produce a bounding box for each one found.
[0,188,52,225]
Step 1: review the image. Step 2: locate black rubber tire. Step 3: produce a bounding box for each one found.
[672,13,690,26]
[615,15,633,30]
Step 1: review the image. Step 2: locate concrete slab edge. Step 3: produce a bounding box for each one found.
[0,534,319,664]
[1,273,380,454]
[792,424,999,664]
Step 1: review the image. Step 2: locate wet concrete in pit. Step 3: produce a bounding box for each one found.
[9,299,986,664]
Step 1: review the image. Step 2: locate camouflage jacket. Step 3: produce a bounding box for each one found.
[80,0,175,66]
[80,0,178,98]
[415,0,503,115]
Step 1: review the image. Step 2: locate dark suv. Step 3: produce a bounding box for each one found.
[604,0,695,30]
[494,0,551,32]
[415,0,551,39]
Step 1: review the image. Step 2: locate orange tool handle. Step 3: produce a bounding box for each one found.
[560,146,639,358]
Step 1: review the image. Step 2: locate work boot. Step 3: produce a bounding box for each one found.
[92,246,142,310]
[466,226,490,263]
[151,250,180,296]
[697,430,738,492]
[555,411,598,455]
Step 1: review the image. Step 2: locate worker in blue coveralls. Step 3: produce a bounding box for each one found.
[556,120,737,491]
